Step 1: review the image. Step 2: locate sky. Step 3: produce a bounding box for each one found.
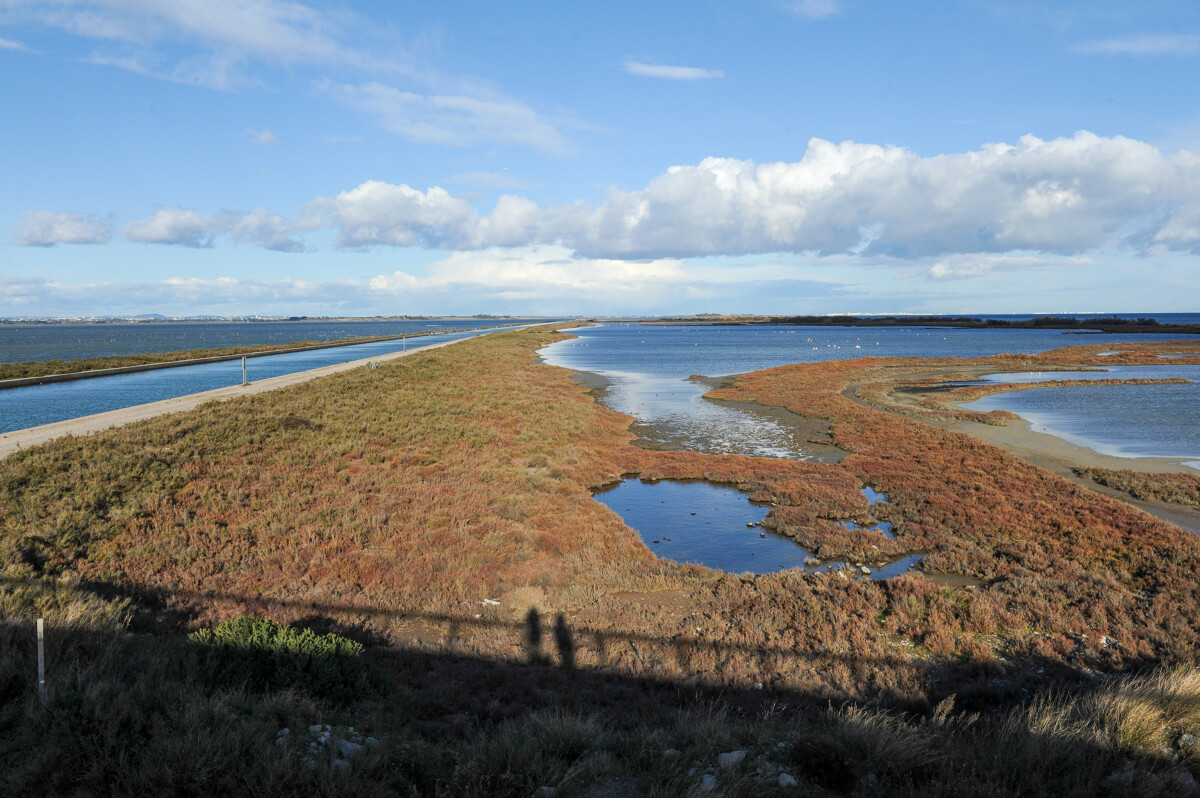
[2,0,1200,318]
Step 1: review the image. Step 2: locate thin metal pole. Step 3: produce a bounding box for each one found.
[242,356,247,384]
[36,618,46,705]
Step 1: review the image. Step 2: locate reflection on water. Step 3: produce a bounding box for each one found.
[594,478,921,578]
[861,486,888,505]
[542,323,1197,462]
[603,370,823,459]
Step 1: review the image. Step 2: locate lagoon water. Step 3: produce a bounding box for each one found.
[0,326,514,433]
[0,318,542,363]
[559,323,1200,574]
[966,365,1200,465]
[540,323,1198,462]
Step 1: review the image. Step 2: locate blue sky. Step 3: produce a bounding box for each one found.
[2,0,1199,318]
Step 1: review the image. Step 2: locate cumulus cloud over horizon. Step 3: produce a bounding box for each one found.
[16,132,1200,265]
[0,251,846,317]
[314,132,1200,260]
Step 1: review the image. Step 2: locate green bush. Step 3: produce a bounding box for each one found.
[188,616,372,702]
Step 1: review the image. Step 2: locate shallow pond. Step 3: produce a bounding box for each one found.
[594,478,921,578]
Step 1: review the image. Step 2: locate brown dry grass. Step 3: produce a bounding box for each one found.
[1076,467,1200,508]
[2,328,1200,712]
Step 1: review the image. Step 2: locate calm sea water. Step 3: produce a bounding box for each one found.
[846,313,1200,324]
[0,318,544,363]
[0,326,517,433]
[540,323,1198,462]
[966,365,1200,466]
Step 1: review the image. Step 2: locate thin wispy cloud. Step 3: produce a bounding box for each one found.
[622,61,724,81]
[0,0,405,92]
[0,35,32,51]
[1074,33,1200,56]
[318,79,570,154]
[924,253,1092,281]
[3,1,578,151]
[784,0,842,20]
[245,128,277,146]
[5,0,394,71]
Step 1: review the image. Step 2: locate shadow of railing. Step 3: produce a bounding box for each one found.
[2,574,1124,722]
[2,594,1187,797]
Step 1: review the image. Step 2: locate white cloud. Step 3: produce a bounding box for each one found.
[311,180,481,249]
[20,132,1200,270]
[5,0,388,71]
[318,79,569,154]
[1074,34,1200,56]
[369,245,687,296]
[4,1,575,148]
[123,206,305,250]
[316,132,1200,260]
[0,274,367,317]
[0,254,767,317]
[245,127,277,145]
[14,211,112,246]
[0,35,31,50]
[7,247,1196,318]
[230,208,307,252]
[540,132,1200,259]
[785,0,842,20]
[124,207,224,247]
[622,61,724,80]
[922,253,1092,281]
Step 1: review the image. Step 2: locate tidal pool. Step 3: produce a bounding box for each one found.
[594,478,920,578]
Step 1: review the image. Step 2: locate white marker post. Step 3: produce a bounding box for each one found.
[36,618,46,705]
[242,356,247,385]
